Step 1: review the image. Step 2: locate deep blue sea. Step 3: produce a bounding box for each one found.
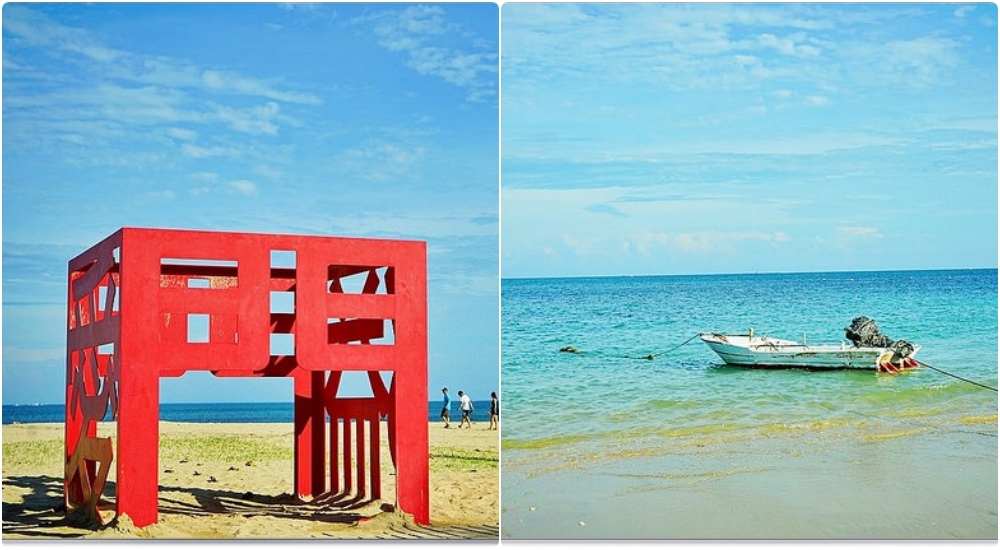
[500,269,997,539]
[2,400,494,425]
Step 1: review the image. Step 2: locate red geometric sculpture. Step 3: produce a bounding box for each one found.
[65,228,429,527]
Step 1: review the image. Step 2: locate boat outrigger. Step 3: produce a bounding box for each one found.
[700,317,920,373]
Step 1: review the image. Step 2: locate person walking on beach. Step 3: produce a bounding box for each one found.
[458,390,474,428]
[489,391,499,430]
[440,387,452,428]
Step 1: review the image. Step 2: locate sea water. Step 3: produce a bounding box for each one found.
[2,400,494,425]
[500,269,998,539]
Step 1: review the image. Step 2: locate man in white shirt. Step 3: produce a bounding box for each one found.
[458,390,474,429]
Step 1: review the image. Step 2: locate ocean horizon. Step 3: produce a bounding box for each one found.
[3,400,495,425]
[502,265,994,282]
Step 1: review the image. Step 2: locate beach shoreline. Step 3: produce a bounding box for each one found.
[2,421,498,539]
[501,421,997,539]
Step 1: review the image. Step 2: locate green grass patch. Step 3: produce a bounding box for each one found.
[2,439,63,469]
[4,436,498,474]
[159,435,292,463]
[429,446,498,472]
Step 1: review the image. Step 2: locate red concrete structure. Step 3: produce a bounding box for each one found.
[65,228,428,527]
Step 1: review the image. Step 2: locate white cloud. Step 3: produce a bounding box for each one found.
[870,37,960,87]
[361,5,497,102]
[675,231,790,253]
[253,164,284,181]
[562,234,594,257]
[953,5,976,20]
[212,103,280,135]
[2,5,123,63]
[167,127,198,141]
[757,33,821,57]
[190,171,219,182]
[180,143,237,159]
[338,139,426,182]
[2,5,322,156]
[229,179,258,196]
[632,231,673,256]
[837,226,883,239]
[200,70,321,105]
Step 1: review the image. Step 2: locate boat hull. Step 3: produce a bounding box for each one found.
[699,333,919,371]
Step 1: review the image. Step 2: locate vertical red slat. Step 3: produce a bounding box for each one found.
[343,419,353,495]
[370,414,381,500]
[356,418,366,498]
[293,370,325,498]
[329,417,340,495]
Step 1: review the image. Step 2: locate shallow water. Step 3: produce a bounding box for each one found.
[500,269,998,539]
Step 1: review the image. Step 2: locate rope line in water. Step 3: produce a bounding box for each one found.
[626,333,701,360]
[917,360,998,393]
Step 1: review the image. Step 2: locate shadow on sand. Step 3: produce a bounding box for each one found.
[2,474,498,540]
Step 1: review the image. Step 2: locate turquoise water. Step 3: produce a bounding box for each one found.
[500,269,997,539]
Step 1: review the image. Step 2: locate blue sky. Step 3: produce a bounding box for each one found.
[501,3,998,278]
[2,3,499,405]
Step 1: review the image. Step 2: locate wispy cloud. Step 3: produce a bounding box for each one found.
[631,230,790,256]
[2,5,321,161]
[358,5,497,102]
[180,143,239,159]
[755,32,822,57]
[881,37,959,86]
[337,138,427,182]
[200,70,321,105]
[953,5,976,21]
[228,179,259,196]
[168,127,198,141]
[673,231,790,253]
[837,226,883,239]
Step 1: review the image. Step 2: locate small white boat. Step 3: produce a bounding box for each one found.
[700,329,920,373]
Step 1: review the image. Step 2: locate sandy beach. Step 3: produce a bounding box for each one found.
[2,421,498,540]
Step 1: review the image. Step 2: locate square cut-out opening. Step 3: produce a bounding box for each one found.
[270,333,295,356]
[187,313,210,343]
[270,250,297,269]
[160,258,238,288]
[328,371,394,399]
[97,284,120,313]
[328,266,391,295]
[270,291,295,314]
[327,318,394,345]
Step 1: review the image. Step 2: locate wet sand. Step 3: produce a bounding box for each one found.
[3,421,498,539]
[502,424,997,539]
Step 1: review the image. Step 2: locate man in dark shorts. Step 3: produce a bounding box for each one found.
[440,387,451,428]
[458,390,474,428]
